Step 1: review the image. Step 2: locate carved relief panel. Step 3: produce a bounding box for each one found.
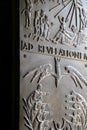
[20,0,87,130]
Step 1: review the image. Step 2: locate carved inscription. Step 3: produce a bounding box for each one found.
[21,41,87,61]
[20,1,87,130]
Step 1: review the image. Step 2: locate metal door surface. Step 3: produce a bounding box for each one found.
[20,0,87,130]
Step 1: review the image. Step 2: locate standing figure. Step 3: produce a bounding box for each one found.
[33,10,41,41]
[30,101,42,124]
[44,15,51,40]
[33,84,49,102]
[27,84,48,107]
[71,25,79,46]
[31,101,43,130]
[37,104,50,130]
[21,0,33,29]
[40,10,46,37]
[81,8,87,30]
[53,119,66,130]
[26,84,49,109]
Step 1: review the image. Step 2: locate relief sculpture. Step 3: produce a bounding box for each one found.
[23,60,87,89]
[50,0,87,46]
[64,90,87,130]
[20,1,87,130]
[52,16,72,45]
[65,65,87,89]
[23,84,52,130]
[22,63,87,130]
[34,0,46,4]
[21,0,87,46]
[21,0,33,29]
[23,64,57,84]
[33,10,53,42]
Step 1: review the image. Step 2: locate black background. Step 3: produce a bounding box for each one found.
[0,0,19,129]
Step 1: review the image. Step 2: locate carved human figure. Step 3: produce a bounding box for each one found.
[37,104,50,130]
[71,30,81,47]
[25,84,50,129]
[26,84,49,117]
[30,64,53,83]
[33,84,49,102]
[43,15,51,40]
[21,0,33,29]
[40,10,46,37]
[31,101,44,130]
[33,10,51,41]
[81,8,87,30]
[54,16,71,44]
[33,10,41,41]
[64,90,87,130]
[30,101,42,123]
[23,83,52,130]
[53,119,66,130]
[23,64,56,83]
[70,25,79,46]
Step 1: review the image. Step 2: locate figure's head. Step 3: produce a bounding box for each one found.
[72,24,74,28]
[71,25,76,32]
[35,10,39,16]
[45,15,48,20]
[37,84,42,90]
[34,101,42,110]
[46,64,52,71]
[41,103,46,111]
[61,17,64,22]
[41,10,45,16]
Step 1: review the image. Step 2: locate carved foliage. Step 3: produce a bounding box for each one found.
[23,84,51,130]
[23,61,87,130]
